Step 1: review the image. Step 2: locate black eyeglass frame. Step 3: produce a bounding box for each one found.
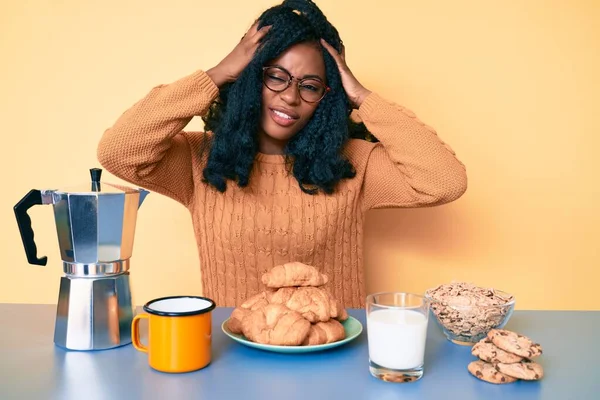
[261,66,331,103]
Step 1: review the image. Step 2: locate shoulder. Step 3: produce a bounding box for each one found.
[181,130,212,146]
[181,130,213,153]
[180,130,213,168]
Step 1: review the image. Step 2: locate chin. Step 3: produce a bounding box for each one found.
[266,129,299,143]
[261,120,303,142]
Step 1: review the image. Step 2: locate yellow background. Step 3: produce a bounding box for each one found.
[1,0,598,310]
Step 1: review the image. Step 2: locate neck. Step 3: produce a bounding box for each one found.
[257,130,288,155]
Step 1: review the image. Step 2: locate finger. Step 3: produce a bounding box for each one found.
[248,20,260,35]
[241,21,261,41]
[240,21,257,42]
[340,42,346,61]
[320,39,345,67]
[251,25,272,43]
[320,39,340,59]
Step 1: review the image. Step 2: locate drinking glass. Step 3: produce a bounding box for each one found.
[366,292,430,383]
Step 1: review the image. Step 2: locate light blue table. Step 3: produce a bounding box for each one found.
[1,304,598,399]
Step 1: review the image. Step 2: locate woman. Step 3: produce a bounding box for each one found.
[97,0,467,308]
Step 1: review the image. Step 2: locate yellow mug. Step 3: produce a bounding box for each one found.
[131,295,216,373]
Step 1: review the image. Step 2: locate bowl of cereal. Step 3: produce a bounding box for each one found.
[424,282,515,346]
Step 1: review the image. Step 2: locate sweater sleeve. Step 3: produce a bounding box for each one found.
[97,70,219,207]
[357,92,467,210]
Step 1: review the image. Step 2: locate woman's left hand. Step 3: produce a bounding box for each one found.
[321,39,372,109]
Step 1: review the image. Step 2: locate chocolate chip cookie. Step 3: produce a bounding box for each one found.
[468,360,518,384]
[487,329,543,358]
[495,360,544,380]
[472,338,524,364]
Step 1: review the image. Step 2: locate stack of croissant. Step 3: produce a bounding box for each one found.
[227,262,349,346]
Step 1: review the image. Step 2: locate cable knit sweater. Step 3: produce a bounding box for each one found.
[97,70,467,308]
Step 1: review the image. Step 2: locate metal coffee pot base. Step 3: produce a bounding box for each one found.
[14,168,148,351]
[54,272,134,351]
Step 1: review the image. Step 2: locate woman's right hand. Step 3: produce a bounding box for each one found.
[207,21,271,88]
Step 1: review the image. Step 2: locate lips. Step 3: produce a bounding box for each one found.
[269,107,299,127]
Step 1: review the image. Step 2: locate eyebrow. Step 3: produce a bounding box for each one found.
[269,64,325,82]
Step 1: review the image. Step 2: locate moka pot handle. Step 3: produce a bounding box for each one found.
[14,189,48,266]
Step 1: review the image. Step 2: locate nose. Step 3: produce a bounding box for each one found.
[279,83,302,106]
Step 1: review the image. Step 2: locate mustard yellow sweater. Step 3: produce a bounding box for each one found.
[97,70,467,308]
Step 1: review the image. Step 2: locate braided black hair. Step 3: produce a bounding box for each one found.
[201,0,371,194]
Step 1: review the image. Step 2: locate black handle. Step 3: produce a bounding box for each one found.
[90,168,102,192]
[14,189,48,266]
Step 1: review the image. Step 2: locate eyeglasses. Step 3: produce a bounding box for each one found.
[262,66,330,103]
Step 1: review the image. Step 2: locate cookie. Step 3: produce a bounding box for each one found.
[495,360,544,381]
[472,338,524,364]
[468,360,517,384]
[487,329,543,358]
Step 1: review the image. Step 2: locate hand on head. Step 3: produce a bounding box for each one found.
[207,21,271,88]
[320,39,371,109]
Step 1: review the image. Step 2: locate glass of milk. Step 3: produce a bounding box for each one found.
[366,292,430,383]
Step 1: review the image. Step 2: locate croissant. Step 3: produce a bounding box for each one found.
[228,263,351,345]
[227,307,250,334]
[322,290,348,322]
[241,304,311,346]
[303,319,346,345]
[261,262,328,288]
[336,306,349,322]
[269,286,334,323]
[321,288,348,321]
[241,291,270,309]
[227,292,271,334]
[268,286,351,323]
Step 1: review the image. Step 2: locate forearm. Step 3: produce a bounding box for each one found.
[205,66,232,89]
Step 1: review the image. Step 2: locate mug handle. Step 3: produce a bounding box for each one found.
[131,314,149,353]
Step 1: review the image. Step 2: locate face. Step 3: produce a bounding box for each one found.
[259,42,327,153]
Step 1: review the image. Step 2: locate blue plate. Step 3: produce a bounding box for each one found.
[221,316,363,354]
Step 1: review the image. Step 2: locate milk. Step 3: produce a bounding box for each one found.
[367,309,428,370]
